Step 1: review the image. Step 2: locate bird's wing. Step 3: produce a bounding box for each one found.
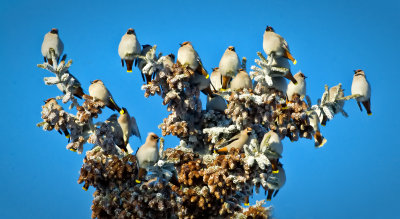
[130,116,141,140]
[195,53,209,78]
[282,38,290,51]
[216,132,240,148]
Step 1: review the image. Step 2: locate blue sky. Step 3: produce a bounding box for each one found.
[0,0,399,218]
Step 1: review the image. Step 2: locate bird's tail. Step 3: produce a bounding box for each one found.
[314,131,327,148]
[284,49,297,65]
[74,87,85,99]
[362,99,372,116]
[108,97,122,113]
[284,71,298,85]
[126,60,134,72]
[221,76,230,90]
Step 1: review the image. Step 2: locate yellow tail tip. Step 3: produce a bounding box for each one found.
[69,148,77,152]
[267,199,271,201]
[368,113,372,116]
[244,203,249,206]
[135,179,141,184]
[119,109,125,114]
[82,186,88,191]
[293,59,297,65]
[127,70,132,73]
[321,124,326,127]
[205,74,210,79]
[272,170,279,174]
[282,106,288,110]
[65,134,70,139]
[213,150,218,154]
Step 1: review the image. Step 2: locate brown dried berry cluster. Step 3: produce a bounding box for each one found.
[76,94,105,123]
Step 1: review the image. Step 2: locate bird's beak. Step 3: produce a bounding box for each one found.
[90,81,93,84]
[353,70,357,73]
[179,43,182,47]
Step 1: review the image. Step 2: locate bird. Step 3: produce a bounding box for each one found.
[230,69,252,91]
[206,94,227,112]
[351,69,372,115]
[137,44,153,83]
[104,114,125,150]
[43,98,70,140]
[41,28,64,66]
[218,46,240,90]
[263,26,296,64]
[215,127,252,153]
[209,67,222,92]
[286,72,307,101]
[260,130,283,173]
[135,133,160,183]
[118,107,141,154]
[308,112,327,147]
[266,165,286,201]
[177,41,209,77]
[88,80,122,113]
[56,71,85,99]
[268,56,297,85]
[118,28,141,73]
[177,42,214,96]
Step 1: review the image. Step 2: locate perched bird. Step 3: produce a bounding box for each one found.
[56,71,85,99]
[137,44,153,83]
[351,69,372,115]
[263,26,296,64]
[118,107,141,154]
[218,46,240,90]
[177,41,214,96]
[215,127,252,153]
[104,114,125,150]
[286,72,307,101]
[266,165,286,201]
[177,41,208,77]
[43,98,70,139]
[268,56,297,85]
[230,69,252,91]
[88,80,122,113]
[260,131,283,173]
[162,53,175,70]
[41,28,64,66]
[308,112,327,147]
[135,133,160,183]
[118,28,141,73]
[206,94,227,112]
[210,67,222,92]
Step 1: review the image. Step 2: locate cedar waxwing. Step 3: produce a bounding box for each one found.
[135,133,160,183]
[263,26,296,64]
[215,127,252,153]
[266,165,286,201]
[260,130,283,173]
[210,67,222,92]
[218,46,240,90]
[351,69,372,115]
[286,72,307,101]
[118,107,141,154]
[118,28,141,73]
[88,80,122,113]
[41,28,64,66]
[308,112,327,148]
[230,69,252,91]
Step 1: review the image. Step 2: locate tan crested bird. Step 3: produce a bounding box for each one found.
[210,67,222,92]
[268,56,297,85]
[263,26,296,64]
[118,28,141,73]
[41,28,64,65]
[118,107,141,154]
[177,41,214,96]
[135,133,160,183]
[266,165,286,201]
[206,94,227,112]
[286,72,307,101]
[137,44,153,84]
[218,46,240,90]
[215,127,252,153]
[309,112,327,147]
[351,69,372,115]
[88,80,122,113]
[43,98,70,139]
[260,130,283,173]
[230,69,252,91]
[56,71,85,99]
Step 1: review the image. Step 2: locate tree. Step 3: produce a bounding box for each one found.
[37,31,365,219]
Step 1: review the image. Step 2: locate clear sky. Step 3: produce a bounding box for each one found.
[0,0,399,218]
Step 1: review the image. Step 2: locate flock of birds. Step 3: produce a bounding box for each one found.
[40,26,372,184]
